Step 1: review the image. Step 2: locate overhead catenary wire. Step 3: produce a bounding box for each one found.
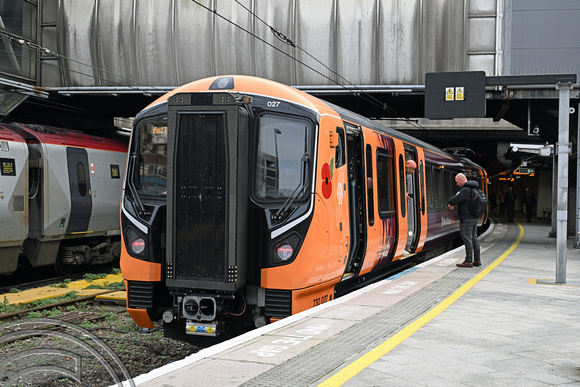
[229,0,460,146]
[0,31,168,94]
[193,0,399,117]
[233,0,398,116]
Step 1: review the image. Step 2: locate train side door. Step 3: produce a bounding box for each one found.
[404,146,420,254]
[66,147,92,233]
[344,123,366,273]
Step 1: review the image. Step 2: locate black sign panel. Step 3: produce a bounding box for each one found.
[425,71,486,119]
[0,158,16,176]
[110,164,121,179]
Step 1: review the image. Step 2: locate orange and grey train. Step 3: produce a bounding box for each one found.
[120,75,488,341]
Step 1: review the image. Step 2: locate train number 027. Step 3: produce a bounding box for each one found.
[313,294,329,307]
[267,100,280,108]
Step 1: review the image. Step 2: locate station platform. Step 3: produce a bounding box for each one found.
[133,214,580,386]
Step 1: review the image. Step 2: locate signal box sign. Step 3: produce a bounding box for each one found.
[425,71,486,119]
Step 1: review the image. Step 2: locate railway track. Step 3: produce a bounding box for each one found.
[0,266,116,294]
[0,297,197,387]
[0,292,118,322]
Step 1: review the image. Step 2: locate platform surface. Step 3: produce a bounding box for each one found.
[133,215,580,386]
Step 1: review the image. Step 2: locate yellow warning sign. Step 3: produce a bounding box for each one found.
[455,87,464,101]
[445,87,454,101]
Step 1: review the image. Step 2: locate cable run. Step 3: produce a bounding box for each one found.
[191,0,396,117]
[232,0,397,117]
[0,31,166,94]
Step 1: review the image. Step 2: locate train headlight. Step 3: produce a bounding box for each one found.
[131,238,146,254]
[276,243,294,261]
[124,227,146,258]
[271,233,302,266]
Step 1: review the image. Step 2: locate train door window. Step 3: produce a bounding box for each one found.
[365,144,374,226]
[419,160,425,214]
[76,162,87,196]
[398,154,406,218]
[433,167,442,209]
[376,148,394,218]
[443,170,451,206]
[425,163,433,210]
[335,127,345,168]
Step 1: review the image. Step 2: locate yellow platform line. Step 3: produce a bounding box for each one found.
[318,222,525,387]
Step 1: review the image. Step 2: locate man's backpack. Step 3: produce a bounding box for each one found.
[469,188,488,216]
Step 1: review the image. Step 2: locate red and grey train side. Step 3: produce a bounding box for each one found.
[120,76,488,341]
[0,123,127,275]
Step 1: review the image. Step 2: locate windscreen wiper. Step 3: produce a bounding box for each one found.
[127,152,150,217]
[272,153,309,223]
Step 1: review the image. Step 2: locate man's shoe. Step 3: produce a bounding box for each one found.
[473,261,482,267]
[456,262,473,268]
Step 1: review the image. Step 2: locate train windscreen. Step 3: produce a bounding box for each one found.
[253,114,313,202]
[135,117,168,199]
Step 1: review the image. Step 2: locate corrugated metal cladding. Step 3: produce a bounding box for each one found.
[37,0,501,88]
[506,0,580,77]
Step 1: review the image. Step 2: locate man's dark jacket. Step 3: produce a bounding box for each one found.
[448,180,479,221]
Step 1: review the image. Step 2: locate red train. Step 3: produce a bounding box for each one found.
[120,76,488,341]
[0,123,127,275]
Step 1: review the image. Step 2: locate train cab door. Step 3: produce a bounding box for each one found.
[344,123,367,274]
[404,146,420,254]
[66,147,92,233]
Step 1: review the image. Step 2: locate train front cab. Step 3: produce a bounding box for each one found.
[120,76,432,341]
[120,84,334,339]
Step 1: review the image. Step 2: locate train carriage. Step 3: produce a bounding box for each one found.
[0,123,128,275]
[120,75,488,341]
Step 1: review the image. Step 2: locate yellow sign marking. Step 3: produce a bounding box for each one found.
[445,87,454,101]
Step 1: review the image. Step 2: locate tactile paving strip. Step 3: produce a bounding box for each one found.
[241,222,520,387]
[535,279,580,287]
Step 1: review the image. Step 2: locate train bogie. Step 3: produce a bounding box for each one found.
[0,123,127,274]
[121,76,488,342]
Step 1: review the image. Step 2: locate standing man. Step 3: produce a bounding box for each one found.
[523,187,536,223]
[499,191,505,214]
[505,186,517,222]
[448,173,481,268]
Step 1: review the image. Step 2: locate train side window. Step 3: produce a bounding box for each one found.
[376,148,394,218]
[365,144,374,226]
[76,162,87,197]
[335,127,345,168]
[398,154,406,218]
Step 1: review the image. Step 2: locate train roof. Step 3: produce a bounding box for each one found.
[0,123,128,153]
[0,126,26,142]
[144,75,326,114]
